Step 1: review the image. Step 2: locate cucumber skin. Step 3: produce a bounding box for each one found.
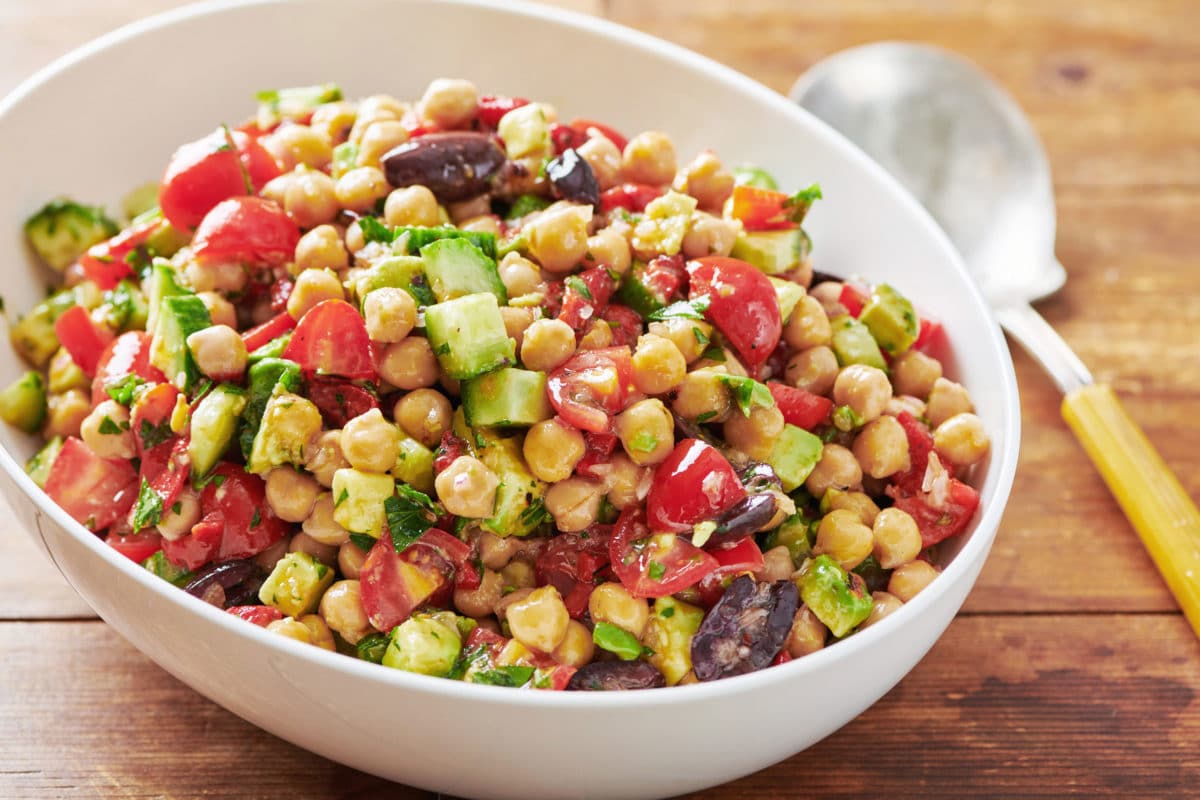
[238,358,302,460]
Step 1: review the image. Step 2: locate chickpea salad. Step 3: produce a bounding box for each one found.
[2,80,990,690]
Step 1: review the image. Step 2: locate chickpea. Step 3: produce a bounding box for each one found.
[304,430,349,487]
[671,367,732,422]
[393,389,452,448]
[479,531,520,571]
[543,477,603,532]
[933,412,990,467]
[505,584,570,653]
[787,606,828,658]
[681,213,739,259]
[526,204,592,273]
[267,618,313,644]
[497,252,543,298]
[446,194,491,224]
[460,214,502,235]
[551,620,596,668]
[814,508,875,569]
[859,591,904,630]
[887,395,928,419]
[436,456,500,518]
[344,220,367,254]
[338,540,367,579]
[605,452,648,510]
[339,408,401,473]
[723,404,785,462]
[500,306,535,352]
[335,166,390,213]
[785,345,839,395]
[648,318,712,364]
[826,490,881,527]
[294,225,349,274]
[184,260,247,294]
[302,492,350,546]
[834,365,892,424]
[889,560,940,602]
[809,281,846,316]
[891,349,943,399]
[383,185,441,228]
[286,268,344,320]
[265,467,321,523]
[576,135,622,189]
[263,124,332,171]
[197,291,237,329]
[583,228,632,274]
[805,443,863,499]
[501,561,538,596]
[356,120,409,169]
[926,377,972,428]
[852,415,911,479]
[289,531,339,566]
[254,539,288,572]
[614,399,674,465]
[297,614,336,651]
[264,169,340,230]
[349,95,406,145]
[44,389,90,439]
[784,296,832,350]
[156,488,201,541]
[453,567,504,619]
[319,580,373,645]
[578,319,614,350]
[186,325,247,381]
[520,318,576,372]
[310,101,357,145]
[418,78,478,129]
[523,419,585,483]
[673,151,735,210]
[630,334,686,396]
[378,338,440,390]
[872,507,922,569]
[355,288,416,345]
[621,131,676,185]
[786,260,814,290]
[80,398,135,460]
[589,582,651,639]
[758,545,795,583]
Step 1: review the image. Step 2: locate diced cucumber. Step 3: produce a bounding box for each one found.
[615,261,670,319]
[830,316,887,371]
[25,436,64,488]
[121,183,160,221]
[859,284,919,356]
[9,289,78,368]
[397,226,497,260]
[798,554,873,638]
[143,550,194,587]
[505,194,552,220]
[144,218,191,259]
[247,390,322,474]
[259,551,335,617]
[0,371,47,433]
[768,424,824,492]
[247,333,291,365]
[256,82,342,129]
[642,596,705,686]
[355,256,433,307]
[392,435,435,493]
[420,238,506,304]
[424,293,515,380]
[461,368,551,428]
[23,199,118,271]
[475,430,546,538]
[146,259,193,337]
[769,277,806,323]
[730,228,811,275]
[149,295,212,390]
[188,384,248,478]
[238,358,302,460]
[47,347,89,393]
[332,468,395,536]
[382,613,463,677]
[732,165,779,190]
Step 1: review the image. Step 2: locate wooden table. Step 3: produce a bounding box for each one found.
[4,1,1199,796]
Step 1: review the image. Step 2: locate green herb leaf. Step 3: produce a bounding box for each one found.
[695,410,718,424]
[648,560,666,580]
[628,431,659,453]
[592,622,643,661]
[647,295,711,322]
[472,665,535,687]
[359,216,395,245]
[831,404,864,432]
[335,488,350,506]
[700,344,726,362]
[660,606,676,618]
[691,326,710,345]
[565,275,593,301]
[718,375,776,417]
[97,416,124,435]
[356,632,389,664]
[250,508,262,529]
[349,532,377,552]
[139,417,174,451]
[519,498,551,528]
[106,374,146,405]
[131,478,163,531]
[782,182,822,224]
[385,485,438,553]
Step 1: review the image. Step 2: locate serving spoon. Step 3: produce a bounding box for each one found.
[790,42,1200,636]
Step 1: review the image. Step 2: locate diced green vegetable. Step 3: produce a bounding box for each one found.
[461,368,551,428]
[473,427,547,538]
[149,294,212,390]
[9,289,78,368]
[830,315,887,371]
[630,191,697,257]
[392,434,435,494]
[506,193,552,219]
[145,259,192,337]
[424,293,515,380]
[96,279,150,332]
[238,358,302,460]
[0,371,47,433]
[769,277,806,323]
[142,550,194,588]
[382,613,463,677]
[247,390,322,474]
[332,142,358,180]
[47,348,88,393]
[356,632,390,664]
[355,256,432,308]
[717,374,775,418]
[731,228,811,276]
[256,82,342,129]
[765,514,815,566]
[143,217,191,260]
[259,551,336,617]
[331,468,395,536]
[23,199,117,271]
[798,554,874,637]
[732,165,779,190]
[247,333,291,365]
[24,436,63,488]
[642,596,705,686]
[121,183,160,221]
[188,384,248,479]
[615,261,670,319]
[497,103,551,160]
[420,237,506,304]
[768,424,824,492]
[859,284,919,356]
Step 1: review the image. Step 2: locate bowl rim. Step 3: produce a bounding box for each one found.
[0,0,1021,709]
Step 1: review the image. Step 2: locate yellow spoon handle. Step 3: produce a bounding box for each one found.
[1062,383,1200,634]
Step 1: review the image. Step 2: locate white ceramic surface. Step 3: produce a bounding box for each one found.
[0,2,1021,798]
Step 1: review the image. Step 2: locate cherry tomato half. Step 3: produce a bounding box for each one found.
[767,382,833,431]
[306,377,379,428]
[282,299,376,380]
[105,529,163,563]
[599,183,663,214]
[44,437,138,532]
[240,311,296,353]
[130,383,180,456]
[686,256,782,367]
[891,479,981,548]
[476,95,529,128]
[545,347,634,434]
[568,118,629,152]
[645,439,746,533]
[78,215,161,289]
[54,305,114,378]
[159,128,280,231]
[609,506,719,598]
[200,463,289,562]
[227,605,284,627]
[360,534,455,631]
[191,197,299,267]
[91,331,166,406]
[536,529,611,618]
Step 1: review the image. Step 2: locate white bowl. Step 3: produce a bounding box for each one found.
[0,2,1020,797]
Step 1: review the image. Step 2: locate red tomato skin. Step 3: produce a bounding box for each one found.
[235,131,282,189]
[227,605,284,627]
[240,311,296,353]
[306,377,379,428]
[476,95,529,128]
[191,197,299,267]
[106,529,163,563]
[645,439,746,533]
[891,411,951,495]
[557,267,617,333]
[162,510,224,571]
[729,185,799,232]
[535,530,611,618]
[839,284,867,318]
[131,438,191,533]
[130,383,180,456]
[54,306,114,377]
[78,215,162,289]
[282,299,376,380]
[599,183,663,214]
[687,256,782,367]
[698,536,765,606]
[360,535,454,631]
[599,304,642,348]
[892,479,981,548]
[549,122,588,154]
[767,383,833,430]
[568,118,629,151]
[433,430,470,475]
[159,129,281,230]
[545,347,634,434]
[44,438,138,532]
[199,464,289,561]
[609,506,719,598]
[91,332,165,405]
[913,318,945,353]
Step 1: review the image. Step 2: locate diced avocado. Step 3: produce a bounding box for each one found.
[382,613,463,677]
[730,228,811,275]
[332,468,395,536]
[732,164,779,190]
[392,434,435,493]
[143,217,191,259]
[9,289,79,368]
[420,238,506,304]
[24,436,63,488]
[259,551,335,617]
[96,279,150,333]
[23,199,118,271]
[247,333,291,365]
[475,429,546,538]
[798,554,873,638]
[188,384,248,478]
[238,358,302,459]
[142,550,194,588]
[497,103,551,161]
[642,596,705,686]
[356,632,390,664]
[247,390,322,474]
[768,424,824,492]
[830,315,887,371]
[769,277,806,323]
[256,82,342,129]
[765,514,815,566]
[506,193,552,220]
[332,142,358,180]
[615,260,670,319]
[355,256,434,308]
[0,371,47,433]
[149,295,212,390]
[121,183,160,221]
[424,293,515,380]
[145,258,192,336]
[461,368,552,428]
[859,284,919,356]
[47,348,89,393]
[630,191,696,257]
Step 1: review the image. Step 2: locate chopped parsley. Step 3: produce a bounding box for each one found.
[648,560,666,580]
[106,374,146,405]
[436,342,451,356]
[170,501,182,515]
[628,431,659,453]
[139,417,174,450]
[358,216,396,244]
[695,410,718,424]
[660,606,676,619]
[831,404,864,432]
[250,508,262,529]
[718,374,776,417]
[699,344,726,362]
[647,294,711,322]
[193,471,226,490]
[349,533,377,552]
[782,183,823,224]
[518,498,551,528]
[131,479,163,531]
[472,665,535,687]
[592,622,642,661]
[97,416,125,435]
[691,326,710,345]
[385,485,438,553]
[335,488,350,506]
[565,275,593,301]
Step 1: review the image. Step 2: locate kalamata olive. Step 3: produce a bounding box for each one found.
[381,132,506,202]
[703,492,778,547]
[691,575,800,681]
[566,660,667,691]
[183,560,264,609]
[546,149,600,207]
